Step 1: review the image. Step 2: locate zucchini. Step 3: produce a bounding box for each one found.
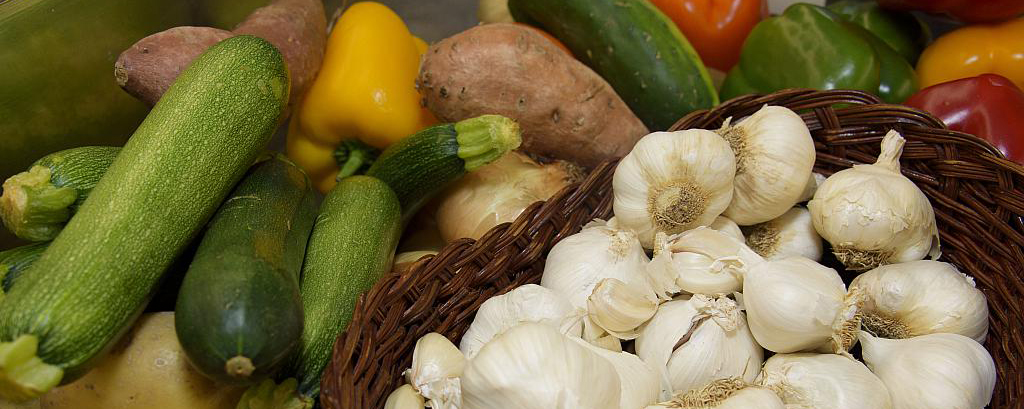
[1,146,119,241]
[0,35,288,403]
[507,0,718,130]
[175,155,317,385]
[366,114,520,220]
[237,175,401,409]
[0,243,48,298]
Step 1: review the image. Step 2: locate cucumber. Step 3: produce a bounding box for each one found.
[1,146,120,241]
[237,175,401,409]
[366,114,520,220]
[507,0,718,130]
[175,155,317,386]
[0,243,48,298]
[0,35,288,403]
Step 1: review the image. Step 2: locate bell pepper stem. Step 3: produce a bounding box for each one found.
[235,378,311,409]
[454,115,522,172]
[0,335,64,403]
[333,140,380,181]
[0,166,78,242]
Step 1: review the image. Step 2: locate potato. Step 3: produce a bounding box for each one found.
[39,312,244,409]
[417,23,649,168]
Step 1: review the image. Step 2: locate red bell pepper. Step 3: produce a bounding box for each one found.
[877,0,1024,24]
[904,74,1024,163]
[648,0,767,71]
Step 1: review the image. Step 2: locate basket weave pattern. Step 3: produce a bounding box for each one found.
[321,89,1024,409]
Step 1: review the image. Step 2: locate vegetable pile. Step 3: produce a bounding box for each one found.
[0,0,1016,408]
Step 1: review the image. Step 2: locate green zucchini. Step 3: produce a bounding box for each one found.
[507,0,718,130]
[175,155,317,386]
[0,146,119,241]
[237,175,401,409]
[0,35,288,403]
[0,243,48,298]
[366,114,520,220]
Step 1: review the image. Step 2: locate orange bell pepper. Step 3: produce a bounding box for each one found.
[648,0,767,71]
[917,18,1024,90]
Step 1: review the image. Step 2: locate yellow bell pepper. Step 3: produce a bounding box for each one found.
[287,2,436,193]
[917,18,1024,90]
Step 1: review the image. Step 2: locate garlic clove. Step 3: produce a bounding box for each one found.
[852,260,989,342]
[404,333,465,409]
[858,331,995,409]
[717,105,816,225]
[582,314,624,352]
[384,384,426,409]
[649,227,764,295]
[646,378,784,409]
[808,130,940,271]
[743,206,823,261]
[588,278,659,340]
[459,284,584,359]
[758,353,892,409]
[612,130,736,248]
[573,337,663,408]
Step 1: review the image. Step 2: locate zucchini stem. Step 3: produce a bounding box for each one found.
[333,140,380,181]
[235,378,311,409]
[0,335,64,403]
[1,166,77,242]
[454,115,522,171]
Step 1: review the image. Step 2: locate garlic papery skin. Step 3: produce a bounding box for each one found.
[404,333,465,409]
[462,323,621,409]
[859,331,995,409]
[573,338,662,408]
[716,105,815,225]
[743,257,861,353]
[646,379,784,409]
[709,216,744,241]
[758,353,892,409]
[435,151,575,243]
[635,295,763,395]
[541,220,654,309]
[612,129,736,248]
[384,384,426,409]
[799,172,826,202]
[808,130,940,271]
[459,284,584,359]
[851,260,989,342]
[743,206,823,261]
[588,278,659,340]
[647,228,765,296]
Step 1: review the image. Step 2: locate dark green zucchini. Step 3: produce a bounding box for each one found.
[366,114,520,221]
[0,146,120,241]
[175,155,317,386]
[508,0,719,130]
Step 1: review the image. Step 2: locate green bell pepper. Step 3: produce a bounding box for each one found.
[720,3,918,104]
[827,0,930,64]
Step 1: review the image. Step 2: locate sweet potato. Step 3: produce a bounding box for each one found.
[114,0,325,107]
[417,23,648,168]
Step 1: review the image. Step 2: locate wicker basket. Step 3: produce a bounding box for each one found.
[320,89,1024,409]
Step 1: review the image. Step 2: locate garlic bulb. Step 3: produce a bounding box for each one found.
[404,333,465,409]
[758,353,892,409]
[808,130,940,271]
[716,105,815,225]
[859,331,995,409]
[384,384,426,409]
[612,130,736,248]
[647,228,765,296]
[635,295,763,395]
[646,379,784,409]
[743,206,823,261]
[852,260,989,342]
[574,338,662,408]
[462,323,621,409]
[541,220,655,309]
[459,284,584,359]
[709,216,744,241]
[435,152,574,243]
[743,257,861,353]
[588,278,659,339]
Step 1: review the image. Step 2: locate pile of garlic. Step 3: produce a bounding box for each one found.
[384,107,996,409]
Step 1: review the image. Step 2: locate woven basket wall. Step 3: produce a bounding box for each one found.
[320,89,1024,409]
